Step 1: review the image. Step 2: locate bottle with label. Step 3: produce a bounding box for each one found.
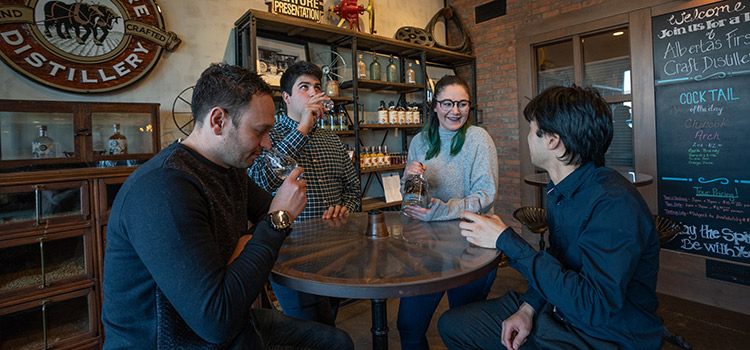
[405,103,414,124]
[318,113,326,129]
[325,79,339,97]
[359,147,367,169]
[108,123,128,155]
[369,55,381,81]
[31,125,56,159]
[377,100,388,124]
[329,110,339,131]
[383,145,391,166]
[376,146,385,167]
[397,101,406,124]
[338,106,348,130]
[403,173,430,209]
[386,55,398,83]
[414,104,422,124]
[406,62,416,84]
[357,53,367,79]
[388,101,397,124]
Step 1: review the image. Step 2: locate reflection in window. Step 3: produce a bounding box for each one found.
[582,29,631,96]
[607,102,634,168]
[536,40,574,93]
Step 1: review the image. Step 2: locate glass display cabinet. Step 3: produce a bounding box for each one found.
[0,100,159,171]
[0,99,159,349]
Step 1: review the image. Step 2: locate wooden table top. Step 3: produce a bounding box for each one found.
[523,171,654,187]
[271,212,502,299]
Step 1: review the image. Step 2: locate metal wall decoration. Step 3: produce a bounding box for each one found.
[394,5,472,54]
[330,0,375,34]
[0,0,180,93]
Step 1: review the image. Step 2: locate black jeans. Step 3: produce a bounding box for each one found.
[243,308,353,349]
[438,291,618,350]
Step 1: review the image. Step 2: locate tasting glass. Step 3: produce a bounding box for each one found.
[262,148,297,180]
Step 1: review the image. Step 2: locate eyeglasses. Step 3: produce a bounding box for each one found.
[436,99,471,111]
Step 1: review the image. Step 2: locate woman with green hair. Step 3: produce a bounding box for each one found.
[398,75,499,349]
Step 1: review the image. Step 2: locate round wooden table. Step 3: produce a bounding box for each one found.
[271,212,502,350]
[523,171,654,187]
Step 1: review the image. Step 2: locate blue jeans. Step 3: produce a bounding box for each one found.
[270,281,339,326]
[244,308,353,349]
[397,268,497,350]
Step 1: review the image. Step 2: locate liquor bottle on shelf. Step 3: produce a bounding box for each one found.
[359,146,366,169]
[363,146,373,168]
[357,53,367,79]
[384,145,391,166]
[405,103,414,124]
[369,55,381,81]
[414,104,422,124]
[406,62,416,84]
[386,55,398,83]
[388,101,397,124]
[338,106,348,130]
[31,125,56,159]
[318,113,326,129]
[376,146,385,167]
[377,100,388,124]
[329,110,339,131]
[325,79,339,97]
[108,123,128,155]
[397,101,406,124]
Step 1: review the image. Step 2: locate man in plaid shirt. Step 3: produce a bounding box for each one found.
[248,61,360,326]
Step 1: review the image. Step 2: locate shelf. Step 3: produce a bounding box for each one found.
[361,197,402,212]
[340,80,423,94]
[360,164,405,174]
[331,130,355,136]
[236,10,475,65]
[359,123,423,130]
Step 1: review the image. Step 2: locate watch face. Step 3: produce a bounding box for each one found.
[271,211,291,229]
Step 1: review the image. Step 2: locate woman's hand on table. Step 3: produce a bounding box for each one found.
[459,212,508,248]
[403,198,437,220]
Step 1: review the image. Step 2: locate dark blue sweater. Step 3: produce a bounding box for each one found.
[498,163,663,349]
[102,143,284,349]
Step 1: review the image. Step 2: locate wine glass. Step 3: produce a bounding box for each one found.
[322,99,335,111]
[263,148,298,180]
[462,197,483,221]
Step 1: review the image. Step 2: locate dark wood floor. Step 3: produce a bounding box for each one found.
[336,267,750,350]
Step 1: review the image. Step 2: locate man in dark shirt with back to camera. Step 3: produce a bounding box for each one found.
[101,63,353,349]
[439,85,663,350]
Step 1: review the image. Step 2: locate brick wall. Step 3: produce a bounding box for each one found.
[447,0,608,228]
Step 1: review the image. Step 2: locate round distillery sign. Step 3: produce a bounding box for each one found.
[0,0,180,93]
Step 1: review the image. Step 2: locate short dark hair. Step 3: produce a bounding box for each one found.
[191,63,272,127]
[524,85,613,167]
[280,61,322,97]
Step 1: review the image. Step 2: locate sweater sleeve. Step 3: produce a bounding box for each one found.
[424,128,499,221]
[248,127,308,193]
[122,169,286,344]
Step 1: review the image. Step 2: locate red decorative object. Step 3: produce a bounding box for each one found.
[331,0,374,33]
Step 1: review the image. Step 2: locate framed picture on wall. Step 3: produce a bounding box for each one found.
[255,35,309,87]
[425,65,456,102]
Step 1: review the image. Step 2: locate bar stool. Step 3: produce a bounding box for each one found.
[654,215,692,350]
[513,206,548,251]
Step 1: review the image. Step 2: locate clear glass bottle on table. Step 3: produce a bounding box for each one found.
[357,53,367,79]
[386,55,398,83]
[403,173,430,209]
[369,55,381,81]
[32,125,56,159]
[108,123,127,155]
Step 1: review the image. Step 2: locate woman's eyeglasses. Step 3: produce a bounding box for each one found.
[436,99,471,111]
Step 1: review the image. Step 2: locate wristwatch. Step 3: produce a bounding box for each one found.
[267,210,292,234]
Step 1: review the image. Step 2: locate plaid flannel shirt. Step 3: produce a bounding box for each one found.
[249,115,361,222]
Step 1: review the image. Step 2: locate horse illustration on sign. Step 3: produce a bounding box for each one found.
[43,1,120,45]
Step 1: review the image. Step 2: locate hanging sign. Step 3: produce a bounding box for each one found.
[265,0,324,22]
[0,0,181,93]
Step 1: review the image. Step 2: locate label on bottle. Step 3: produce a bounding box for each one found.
[388,109,398,124]
[378,110,388,124]
[364,154,372,168]
[398,109,406,124]
[357,61,367,79]
[32,141,56,158]
[109,139,128,155]
[406,109,413,124]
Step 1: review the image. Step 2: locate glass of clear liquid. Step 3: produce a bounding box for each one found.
[322,99,335,111]
[263,148,298,180]
[461,197,483,222]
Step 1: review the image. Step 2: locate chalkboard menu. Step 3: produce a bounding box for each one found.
[653,0,749,263]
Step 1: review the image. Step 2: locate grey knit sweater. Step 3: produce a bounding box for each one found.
[404,125,498,221]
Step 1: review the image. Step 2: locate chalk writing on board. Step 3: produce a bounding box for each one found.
[676,224,750,258]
